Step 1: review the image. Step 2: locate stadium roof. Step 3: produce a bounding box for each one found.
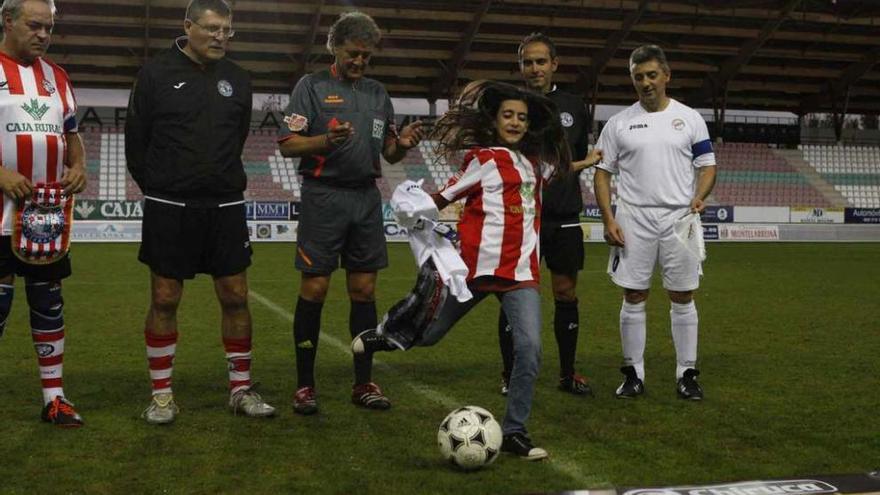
[52,0,880,115]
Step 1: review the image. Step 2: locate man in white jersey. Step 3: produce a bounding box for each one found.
[0,0,86,426]
[594,44,716,400]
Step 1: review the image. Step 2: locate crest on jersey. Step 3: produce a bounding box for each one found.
[284,113,309,132]
[672,118,686,131]
[12,183,73,265]
[42,79,56,95]
[217,79,233,97]
[560,112,574,128]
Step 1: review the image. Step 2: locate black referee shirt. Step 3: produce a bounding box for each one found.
[125,38,252,203]
[279,65,396,186]
[544,87,589,223]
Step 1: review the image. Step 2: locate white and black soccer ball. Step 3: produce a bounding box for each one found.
[437,405,502,471]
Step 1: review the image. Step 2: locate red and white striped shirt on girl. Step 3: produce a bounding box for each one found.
[0,52,78,235]
[439,147,543,283]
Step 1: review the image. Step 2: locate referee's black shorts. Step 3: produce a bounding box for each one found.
[139,198,252,280]
[540,222,584,275]
[0,236,71,281]
[295,180,387,275]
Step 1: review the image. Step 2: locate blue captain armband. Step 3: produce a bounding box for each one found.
[691,139,713,158]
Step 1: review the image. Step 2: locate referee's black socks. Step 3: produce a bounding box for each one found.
[293,297,323,388]
[554,299,580,378]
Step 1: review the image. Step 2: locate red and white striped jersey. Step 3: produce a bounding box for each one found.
[439,147,543,283]
[0,53,77,235]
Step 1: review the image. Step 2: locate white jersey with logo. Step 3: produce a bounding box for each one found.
[0,53,77,235]
[439,147,542,283]
[596,98,715,207]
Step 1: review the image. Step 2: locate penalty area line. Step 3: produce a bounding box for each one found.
[249,289,604,488]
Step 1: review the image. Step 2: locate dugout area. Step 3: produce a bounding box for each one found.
[53,0,880,137]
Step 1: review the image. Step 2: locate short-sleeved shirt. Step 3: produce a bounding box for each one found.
[0,53,77,235]
[596,98,716,207]
[439,147,542,284]
[279,65,396,185]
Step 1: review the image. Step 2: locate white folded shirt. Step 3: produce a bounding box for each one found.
[391,181,473,302]
[672,211,707,261]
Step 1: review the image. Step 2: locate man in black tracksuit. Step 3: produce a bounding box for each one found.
[125,0,275,424]
[498,33,595,396]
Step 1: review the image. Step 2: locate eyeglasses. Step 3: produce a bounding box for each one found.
[188,19,235,39]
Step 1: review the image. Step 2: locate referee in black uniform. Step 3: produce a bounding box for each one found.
[498,33,596,396]
[278,11,424,415]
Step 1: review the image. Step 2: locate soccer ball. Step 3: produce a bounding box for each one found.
[437,406,503,471]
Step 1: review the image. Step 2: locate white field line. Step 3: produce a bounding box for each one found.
[250,289,604,488]
[249,289,459,408]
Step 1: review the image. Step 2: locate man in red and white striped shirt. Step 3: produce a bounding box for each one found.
[0,0,86,427]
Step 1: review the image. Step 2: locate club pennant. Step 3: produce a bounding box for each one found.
[12,182,74,265]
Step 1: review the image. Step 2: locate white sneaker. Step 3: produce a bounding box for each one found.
[143,393,179,425]
[229,388,276,418]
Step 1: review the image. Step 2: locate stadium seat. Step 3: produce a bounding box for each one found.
[800,144,880,207]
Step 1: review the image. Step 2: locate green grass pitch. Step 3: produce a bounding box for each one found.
[0,242,878,494]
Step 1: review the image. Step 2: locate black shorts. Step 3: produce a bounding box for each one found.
[540,223,584,275]
[138,199,252,280]
[0,236,71,281]
[296,181,387,275]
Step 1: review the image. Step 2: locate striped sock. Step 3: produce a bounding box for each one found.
[145,330,177,395]
[32,328,65,404]
[223,336,252,395]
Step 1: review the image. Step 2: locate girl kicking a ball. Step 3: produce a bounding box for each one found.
[354,80,602,460]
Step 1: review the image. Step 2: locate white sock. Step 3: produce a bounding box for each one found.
[670,301,698,379]
[620,300,647,380]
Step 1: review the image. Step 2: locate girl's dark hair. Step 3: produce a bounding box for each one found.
[430,80,571,177]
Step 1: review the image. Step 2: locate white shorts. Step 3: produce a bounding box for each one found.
[606,203,703,291]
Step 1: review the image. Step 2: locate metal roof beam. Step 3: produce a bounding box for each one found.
[291,0,324,87]
[142,0,151,61]
[800,47,880,114]
[576,0,649,95]
[689,0,803,104]
[428,0,492,101]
